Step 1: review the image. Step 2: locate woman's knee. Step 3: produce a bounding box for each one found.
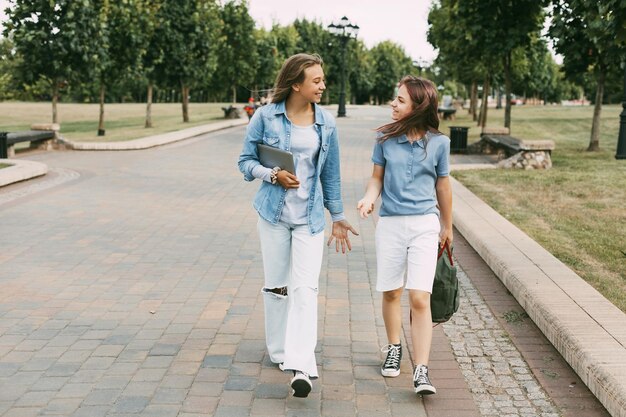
[382,288,403,303]
[409,290,430,311]
[263,286,288,297]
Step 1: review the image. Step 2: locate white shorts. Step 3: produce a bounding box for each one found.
[375,214,440,293]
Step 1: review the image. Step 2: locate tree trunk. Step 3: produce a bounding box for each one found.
[478,77,490,128]
[98,84,106,136]
[232,85,237,103]
[145,83,153,128]
[504,51,512,129]
[181,84,190,123]
[496,87,502,109]
[588,69,605,151]
[470,81,478,121]
[51,81,59,124]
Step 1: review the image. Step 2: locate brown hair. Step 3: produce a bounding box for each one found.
[376,75,440,143]
[271,53,324,103]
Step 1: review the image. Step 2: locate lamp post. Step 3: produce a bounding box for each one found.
[616,61,626,159]
[413,58,426,76]
[327,16,359,117]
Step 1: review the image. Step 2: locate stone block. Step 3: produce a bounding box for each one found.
[30,123,60,132]
[481,126,510,136]
[519,139,555,151]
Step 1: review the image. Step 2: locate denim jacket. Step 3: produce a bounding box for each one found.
[238,101,344,235]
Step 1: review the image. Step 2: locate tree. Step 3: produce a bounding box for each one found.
[509,37,570,104]
[212,0,256,103]
[156,0,221,122]
[369,41,413,104]
[250,28,279,99]
[92,0,151,135]
[550,0,626,150]
[293,18,331,55]
[429,0,543,129]
[457,0,543,129]
[271,24,300,66]
[139,0,163,128]
[293,19,337,102]
[0,37,20,100]
[348,39,375,104]
[428,0,486,122]
[4,0,100,123]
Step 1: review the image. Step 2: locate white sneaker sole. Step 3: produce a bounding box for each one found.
[414,384,436,395]
[381,368,401,377]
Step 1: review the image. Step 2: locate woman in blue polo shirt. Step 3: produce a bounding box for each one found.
[357,76,453,396]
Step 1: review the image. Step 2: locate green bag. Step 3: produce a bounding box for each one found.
[430,242,459,323]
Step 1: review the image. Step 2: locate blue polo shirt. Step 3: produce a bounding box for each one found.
[372,131,450,217]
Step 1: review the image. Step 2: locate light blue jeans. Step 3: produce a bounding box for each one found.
[257,217,324,377]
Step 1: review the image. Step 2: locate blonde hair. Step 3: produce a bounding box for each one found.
[271,53,324,103]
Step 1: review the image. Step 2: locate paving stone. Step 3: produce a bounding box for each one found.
[224,376,258,391]
[0,109,611,417]
[82,389,123,406]
[110,396,150,413]
[149,344,180,356]
[152,388,187,404]
[214,405,251,417]
[201,355,232,368]
[255,383,290,399]
[251,398,285,416]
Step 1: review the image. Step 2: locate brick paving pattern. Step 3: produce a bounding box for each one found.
[0,106,609,416]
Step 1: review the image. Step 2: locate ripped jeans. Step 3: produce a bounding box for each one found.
[257,217,324,378]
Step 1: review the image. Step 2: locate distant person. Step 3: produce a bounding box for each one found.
[244,97,256,120]
[357,75,452,396]
[238,53,358,398]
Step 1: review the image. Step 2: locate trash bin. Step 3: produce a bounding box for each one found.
[449,126,469,153]
[0,132,8,159]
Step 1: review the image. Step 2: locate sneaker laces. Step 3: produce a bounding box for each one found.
[413,365,430,385]
[381,344,401,368]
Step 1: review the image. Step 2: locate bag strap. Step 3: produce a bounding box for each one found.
[437,241,454,266]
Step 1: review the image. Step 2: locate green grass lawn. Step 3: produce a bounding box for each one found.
[0,101,229,142]
[444,104,626,313]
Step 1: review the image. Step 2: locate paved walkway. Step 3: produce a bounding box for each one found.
[0,106,611,416]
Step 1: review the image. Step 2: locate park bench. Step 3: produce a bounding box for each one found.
[479,133,555,169]
[221,105,242,119]
[438,107,457,120]
[437,95,456,120]
[0,124,59,158]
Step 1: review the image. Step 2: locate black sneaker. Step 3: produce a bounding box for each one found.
[290,371,312,398]
[413,364,436,395]
[381,344,402,377]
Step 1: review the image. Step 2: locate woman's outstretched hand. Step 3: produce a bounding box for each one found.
[356,198,375,219]
[328,220,359,254]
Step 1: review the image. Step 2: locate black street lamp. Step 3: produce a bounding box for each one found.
[327,16,359,118]
[412,58,427,77]
[616,61,626,159]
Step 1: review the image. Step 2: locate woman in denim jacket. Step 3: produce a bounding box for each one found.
[238,53,357,398]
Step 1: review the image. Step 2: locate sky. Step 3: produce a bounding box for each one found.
[247,0,437,64]
[0,0,438,64]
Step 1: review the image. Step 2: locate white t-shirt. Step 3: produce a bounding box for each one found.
[280,124,320,224]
